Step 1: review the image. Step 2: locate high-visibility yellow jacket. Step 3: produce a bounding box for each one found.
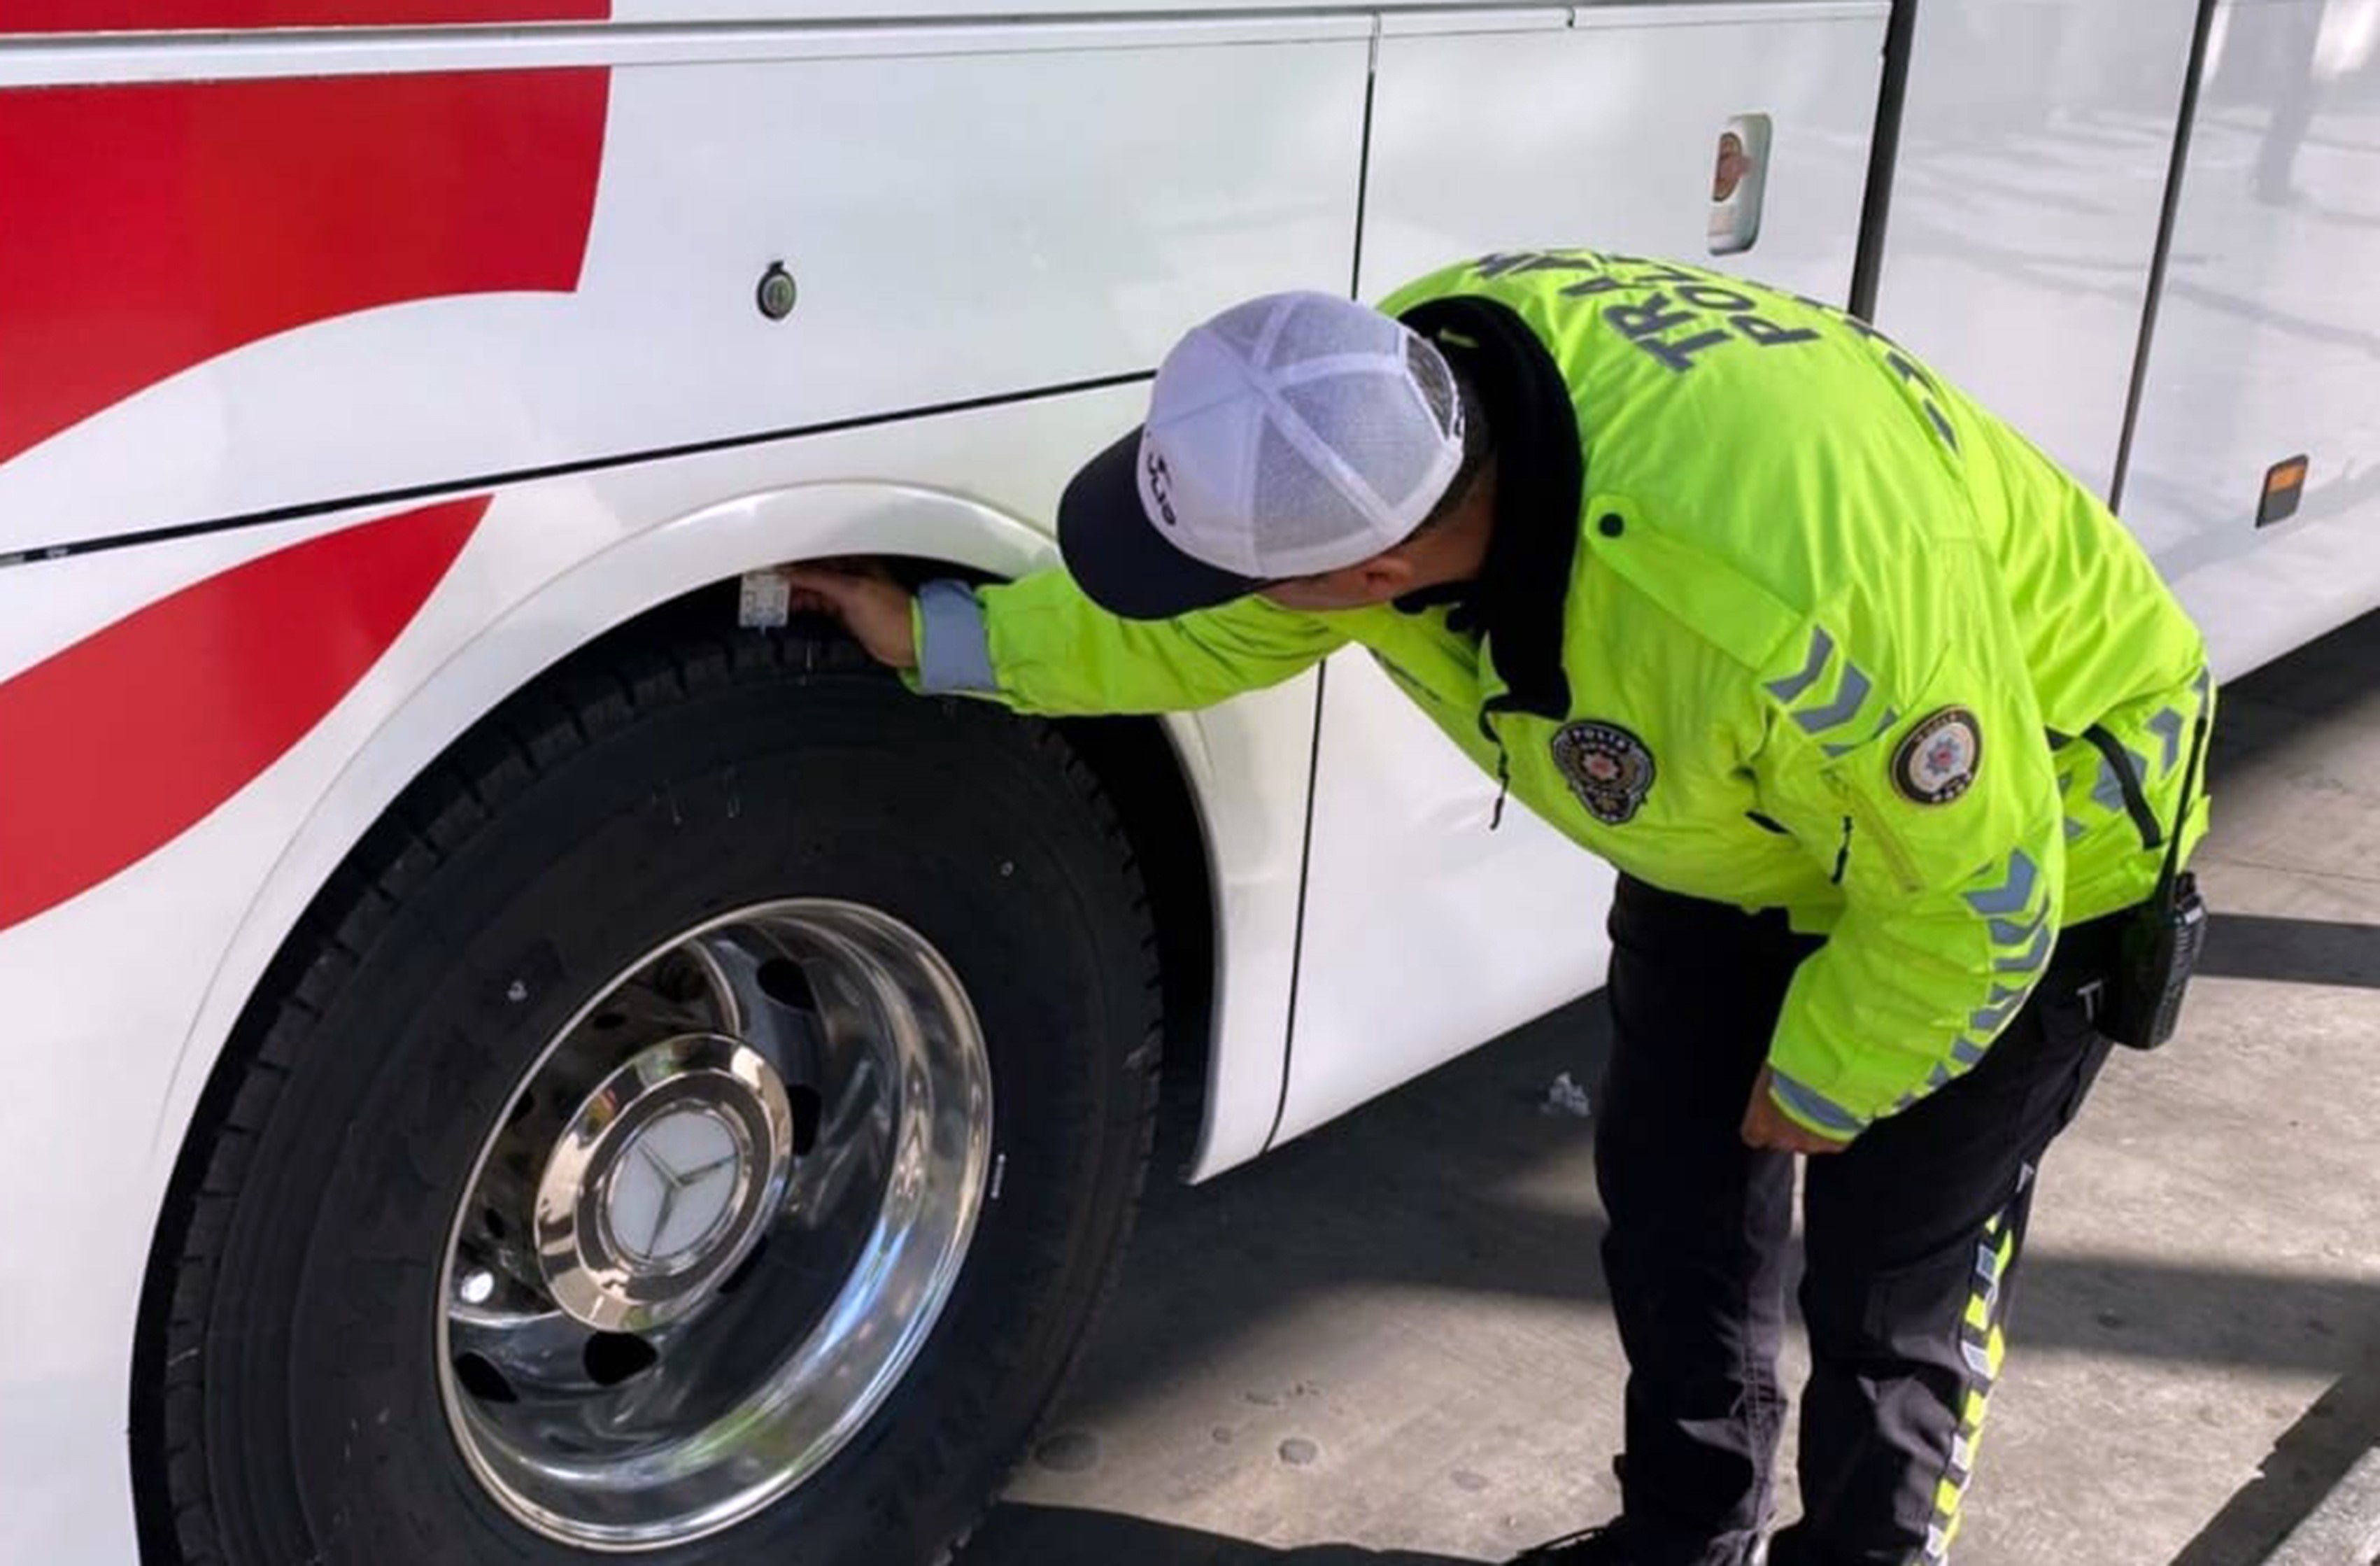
[913,248,2213,1141]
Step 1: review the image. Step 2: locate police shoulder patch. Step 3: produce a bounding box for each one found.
[1552,720,1656,825]
[1892,706,1983,805]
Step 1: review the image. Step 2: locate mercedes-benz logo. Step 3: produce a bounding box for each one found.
[606,1108,744,1265]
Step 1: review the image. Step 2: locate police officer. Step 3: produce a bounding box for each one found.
[785,248,2213,1566]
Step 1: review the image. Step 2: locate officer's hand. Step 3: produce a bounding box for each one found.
[1741,1066,1852,1155]
[781,561,919,670]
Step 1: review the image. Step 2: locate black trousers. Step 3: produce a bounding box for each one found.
[1596,876,2117,1566]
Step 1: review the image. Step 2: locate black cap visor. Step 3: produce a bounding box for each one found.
[1056,428,1268,621]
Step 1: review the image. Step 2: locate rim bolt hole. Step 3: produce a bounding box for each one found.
[787,1084,823,1156]
[482,1207,509,1241]
[583,1332,660,1387]
[455,1353,518,1404]
[756,957,816,1011]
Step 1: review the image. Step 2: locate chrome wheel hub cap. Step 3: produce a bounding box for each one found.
[435,901,993,1550]
[537,1036,793,1332]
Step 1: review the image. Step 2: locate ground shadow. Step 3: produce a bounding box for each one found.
[2169,1335,2380,1566]
[962,1504,1485,1565]
[2200,913,2380,989]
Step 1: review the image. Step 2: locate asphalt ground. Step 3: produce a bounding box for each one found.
[961,608,2380,1566]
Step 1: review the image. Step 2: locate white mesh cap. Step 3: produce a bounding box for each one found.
[1056,292,1467,620]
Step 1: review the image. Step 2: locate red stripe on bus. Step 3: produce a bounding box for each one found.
[0,498,486,933]
[0,67,607,465]
[2,1,606,30]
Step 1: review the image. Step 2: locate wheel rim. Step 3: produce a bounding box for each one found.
[435,900,994,1550]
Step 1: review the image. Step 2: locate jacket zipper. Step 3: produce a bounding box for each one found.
[1835,777,1925,893]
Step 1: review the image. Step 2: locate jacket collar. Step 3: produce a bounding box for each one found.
[1394,295,1583,721]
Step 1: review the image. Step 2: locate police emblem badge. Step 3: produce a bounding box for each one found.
[1893,706,1982,805]
[1552,720,1656,825]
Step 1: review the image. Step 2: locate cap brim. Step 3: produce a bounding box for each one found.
[1057,428,1268,621]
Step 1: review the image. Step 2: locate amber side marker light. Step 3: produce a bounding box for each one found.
[2258,454,2309,526]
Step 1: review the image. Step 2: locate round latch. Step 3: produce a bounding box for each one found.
[756,262,798,322]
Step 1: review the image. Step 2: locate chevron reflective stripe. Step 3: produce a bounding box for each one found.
[1985,909,2045,946]
[2058,763,2086,838]
[2146,706,2186,774]
[1950,908,2055,1073]
[1764,625,1891,751]
[1766,626,1834,703]
[1794,658,1874,736]
[1968,981,2028,1036]
[1961,849,2039,916]
[1768,1069,1866,1135]
[2090,747,2152,813]
[1822,705,1901,759]
[2090,755,2120,812]
[1974,1227,2013,1318]
[1922,1204,2022,1564]
[1993,923,2053,975]
[1973,851,2050,1025]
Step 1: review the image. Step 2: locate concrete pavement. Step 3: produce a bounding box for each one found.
[961,608,2380,1566]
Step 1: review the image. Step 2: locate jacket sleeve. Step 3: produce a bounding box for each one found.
[909,570,1347,717]
[1744,602,2068,1143]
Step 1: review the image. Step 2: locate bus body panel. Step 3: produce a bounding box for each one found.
[0,0,1570,32]
[1869,0,2202,502]
[2125,0,2380,677]
[0,21,1371,553]
[1284,0,1887,1148]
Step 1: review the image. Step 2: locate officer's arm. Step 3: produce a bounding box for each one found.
[913,570,1347,715]
[1745,623,2067,1145]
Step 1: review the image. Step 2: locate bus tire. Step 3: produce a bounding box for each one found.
[132,623,1163,1566]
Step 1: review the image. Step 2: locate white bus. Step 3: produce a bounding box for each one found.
[1,1,2372,1562]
